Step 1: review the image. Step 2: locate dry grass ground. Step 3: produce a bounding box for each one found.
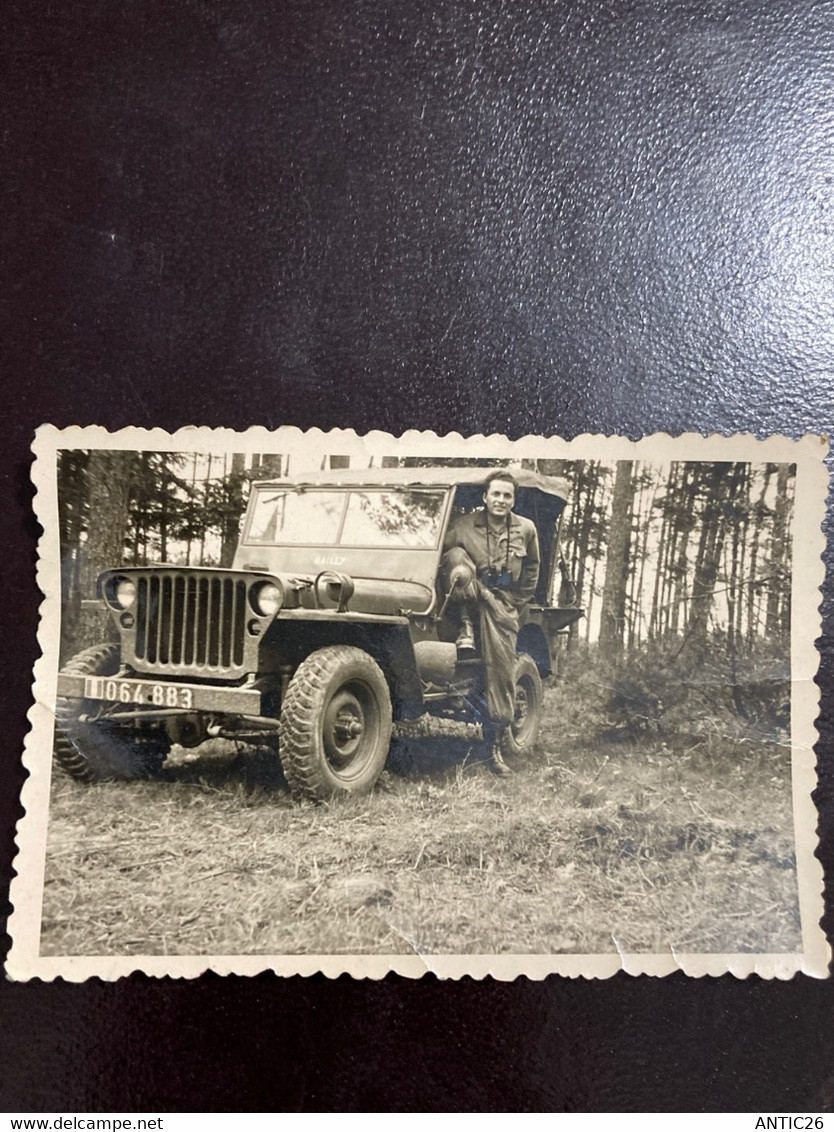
[39,680,801,957]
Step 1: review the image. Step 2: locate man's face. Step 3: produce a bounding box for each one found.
[483,479,515,520]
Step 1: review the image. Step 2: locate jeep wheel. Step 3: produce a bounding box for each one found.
[279,646,393,800]
[54,643,170,783]
[500,653,543,759]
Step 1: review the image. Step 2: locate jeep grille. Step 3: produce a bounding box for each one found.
[134,572,248,672]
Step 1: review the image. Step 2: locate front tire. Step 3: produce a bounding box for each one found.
[279,646,393,800]
[500,653,544,759]
[54,643,171,783]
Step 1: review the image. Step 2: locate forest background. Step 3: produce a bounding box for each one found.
[57,448,795,701]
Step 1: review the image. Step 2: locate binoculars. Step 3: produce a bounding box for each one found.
[479,566,514,591]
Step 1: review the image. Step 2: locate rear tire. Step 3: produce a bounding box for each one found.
[54,644,170,783]
[500,653,544,759]
[279,646,392,800]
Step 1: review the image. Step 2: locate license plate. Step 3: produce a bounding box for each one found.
[84,676,195,710]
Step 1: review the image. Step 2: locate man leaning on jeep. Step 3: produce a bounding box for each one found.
[442,470,540,776]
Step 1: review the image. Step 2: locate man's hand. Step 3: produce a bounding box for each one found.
[477,582,519,628]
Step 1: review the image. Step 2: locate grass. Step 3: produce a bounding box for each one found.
[39,679,802,957]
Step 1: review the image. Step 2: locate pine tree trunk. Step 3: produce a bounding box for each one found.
[746,465,772,647]
[574,462,603,649]
[220,452,247,568]
[671,465,695,636]
[67,450,133,660]
[687,464,733,654]
[733,464,750,646]
[766,463,792,643]
[661,469,683,639]
[185,454,198,567]
[632,468,657,648]
[649,464,673,641]
[726,465,748,714]
[198,456,211,566]
[599,460,633,655]
[585,546,600,642]
[58,450,90,662]
[575,462,600,607]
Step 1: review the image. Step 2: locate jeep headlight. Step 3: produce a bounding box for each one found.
[106,576,136,610]
[250,580,284,617]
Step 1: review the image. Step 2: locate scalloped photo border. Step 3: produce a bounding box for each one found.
[6,425,830,981]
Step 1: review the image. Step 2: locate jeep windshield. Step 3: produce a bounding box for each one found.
[244,487,447,549]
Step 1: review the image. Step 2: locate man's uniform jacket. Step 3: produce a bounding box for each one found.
[443,508,540,728]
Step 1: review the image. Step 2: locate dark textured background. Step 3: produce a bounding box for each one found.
[2,0,833,1112]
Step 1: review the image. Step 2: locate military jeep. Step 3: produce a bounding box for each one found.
[55,466,583,799]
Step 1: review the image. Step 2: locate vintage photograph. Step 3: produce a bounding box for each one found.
[8,426,828,980]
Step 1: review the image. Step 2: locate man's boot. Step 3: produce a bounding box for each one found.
[488,738,512,777]
[455,613,476,655]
